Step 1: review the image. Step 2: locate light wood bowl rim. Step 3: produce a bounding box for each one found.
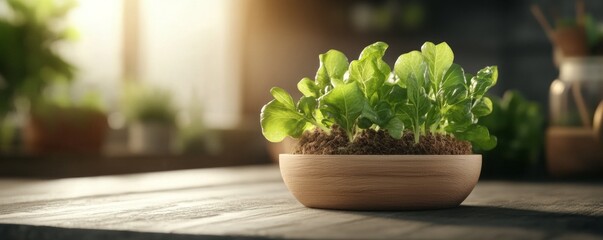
[279,154,481,160]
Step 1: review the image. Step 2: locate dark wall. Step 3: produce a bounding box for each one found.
[241,0,603,118]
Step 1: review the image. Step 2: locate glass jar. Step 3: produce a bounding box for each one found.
[550,57,603,127]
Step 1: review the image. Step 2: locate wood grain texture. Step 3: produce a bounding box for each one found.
[0,165,602,240]
[279,154,481,210]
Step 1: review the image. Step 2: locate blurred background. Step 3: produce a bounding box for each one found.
[0,0,602,178]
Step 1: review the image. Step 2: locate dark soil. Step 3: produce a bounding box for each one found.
[294,126,472,155]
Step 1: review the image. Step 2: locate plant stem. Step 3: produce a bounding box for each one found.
[347,132,354,142]
[309,119,330,133]
[414,122,420,143]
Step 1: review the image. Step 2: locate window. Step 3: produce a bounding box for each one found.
[62,0,242,129]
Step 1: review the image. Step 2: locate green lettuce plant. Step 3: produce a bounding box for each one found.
[260,41,498,150]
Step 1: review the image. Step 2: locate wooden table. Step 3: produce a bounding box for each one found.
[0,165,602,239]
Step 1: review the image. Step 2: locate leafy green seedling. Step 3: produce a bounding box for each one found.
[260,41,498,150]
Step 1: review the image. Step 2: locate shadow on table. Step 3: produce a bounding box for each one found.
[0,224,273,240]
[350,205,603,236]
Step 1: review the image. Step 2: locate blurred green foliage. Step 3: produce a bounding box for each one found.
[175,111,207,155]
[0,117,16,152]
[0,0,77,117]
[122,83,177,125]
[477,90,545,177]
[31,82,105,123]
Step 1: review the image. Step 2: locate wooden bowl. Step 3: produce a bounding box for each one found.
[279,154,481,210]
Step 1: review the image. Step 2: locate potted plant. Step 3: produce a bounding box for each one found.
[0,0,77,153]
[123,84,177,155]
[260,42,498,210]
[24,90,108,155]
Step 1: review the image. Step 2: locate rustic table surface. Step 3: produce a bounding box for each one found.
[0,165,602,240]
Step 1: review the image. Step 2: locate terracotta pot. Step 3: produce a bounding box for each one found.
[554,26,588,58]
[279,154,481,210]
[24,108,108,155]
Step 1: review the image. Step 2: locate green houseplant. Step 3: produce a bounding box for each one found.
[0,0,76,116]
[0,0,111,155]
[260,41,497,210]
[123,84,177,155]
